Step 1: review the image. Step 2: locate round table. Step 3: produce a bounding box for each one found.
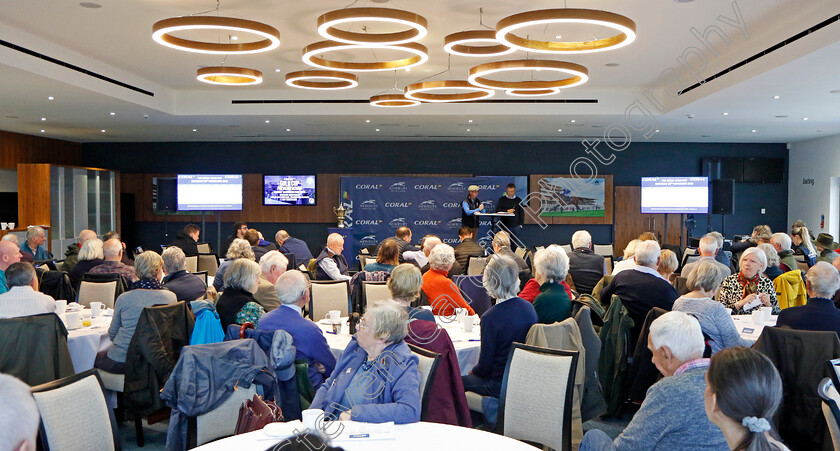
[66,309,113,373]
[318,315,481,375]
[193,421,538,450]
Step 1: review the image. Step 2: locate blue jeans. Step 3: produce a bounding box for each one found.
[579,429,617,451]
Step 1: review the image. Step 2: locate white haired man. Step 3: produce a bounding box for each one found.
[161,246,207,302]
[487,231,528,270]
[20,226,52,261]
[314,233,351,281]
[568,230,606,295]
[580,312,727,450]
[680,235,732,281]
[257,270,336,389]
[419,235,462,277]
[89,238,139,285]
[600,240,679,350]
[777,262,840,338]
[254,250,288,311]
[770,232,796,273]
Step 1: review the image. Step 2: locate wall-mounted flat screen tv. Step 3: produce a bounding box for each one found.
[177,174,243,211]
[263,175,316,205]
[641,176,709,214]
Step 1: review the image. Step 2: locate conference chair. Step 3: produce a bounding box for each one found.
[184,255,198,273]
[407,344,442,421]
[281,252,296,271]
[466,256,487,276]
[796,260,809,272]
[78,273,126,308]
[818,377,840,451]
[197,252,219,277]
[0,313,75,386]
[514,247,527,259]
[358,254,372,269]
[603,256,614,275]
[186,385,258,447]
[196,242,211,254]
[309,280,350,320]
[593,244,614,258]
[678,251,701,273]
[31,369,121,451]
[191,270,209,287]
[498,343,579,451]
[561,244,572,254]
[362,280,390,311]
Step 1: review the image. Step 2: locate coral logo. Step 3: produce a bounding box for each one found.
[389,217,408,227]
[360,199,377,210]
[413,220,441,226]
[389,182,407,192]
[418,199,436,210]
[355,184,382,190]
[476,184,500,191]
[384,202,412,208]
[355,219,382,226]
[447,218,463,229]
[360,234,378,245]
[448,182,465,192]
[443,202,460,208]
[443,238,461,244]
[414,184,441,190]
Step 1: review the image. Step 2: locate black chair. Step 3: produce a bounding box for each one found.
[407,343,442,421]
[0,313,75,386]
[281,252,296,271]
[30,369,122,451]
[191,270,209,287]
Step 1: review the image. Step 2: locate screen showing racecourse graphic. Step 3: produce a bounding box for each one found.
[641,176,709,214]
[177,174,243,211]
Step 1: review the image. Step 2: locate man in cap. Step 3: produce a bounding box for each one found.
[461,184,485,238]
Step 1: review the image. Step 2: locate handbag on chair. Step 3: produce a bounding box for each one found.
[234,393,284,434]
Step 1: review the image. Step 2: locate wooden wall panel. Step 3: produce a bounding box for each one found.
[17,163,52,227]
[0,131,81,169]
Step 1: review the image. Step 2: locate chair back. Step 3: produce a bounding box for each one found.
[31,369,120,451]
[191,270,209,287]
[196,243,211,254]
[407,343,442,420]
[309,280,350,320]
[197,253,219,277]
[561,244,572,254]
[672,276,690,296]
[0,313,76,386]
[603,256,613,275]
[466,256,486,276]
[281,252,296,271]
[189,385,258,447]
[452,275,493,317]
[358,254,372,268]
[184,255,198,273]
[498,343,579,451]
[362,281,391,311]
[819,377,840,451]
[514,247,527,259]
[574,306,607,421]
[797,260,809,272]
[593,244,614,257]
[78,280,117,308]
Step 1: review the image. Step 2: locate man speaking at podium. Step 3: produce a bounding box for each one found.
[461,185,485,237]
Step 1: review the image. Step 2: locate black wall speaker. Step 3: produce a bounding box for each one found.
[156,178,177,212]
[711,179,734,215]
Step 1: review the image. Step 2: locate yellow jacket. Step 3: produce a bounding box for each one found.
[774,270,807,309]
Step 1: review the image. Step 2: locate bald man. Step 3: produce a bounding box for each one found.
[89,238,139,285]
[62,229,96,273]
[0,240,22,294]
[314,233,350,281]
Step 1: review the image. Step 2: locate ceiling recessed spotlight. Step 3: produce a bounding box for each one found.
[466,128,470,132]
[554,35,562,39]
[230,35,239,41]
[751,129,757,133]
[375,128,380,132]
[773,95,780,99]
[803,117,809,121]
[818,130,824,133]
[286,128,291,132]
[143,114,150,119]
[405,68,411,72]
[48,96,54,100]
[40,117,46,121]
[109,112,115,116]
[101,129,106,133]
[265,120,270,123]
[570,119,576,123]
[722,112,728,116]
[79,2,101,8]
[40,129,45,133]
[605,63,619,67]
[192,128,197,132]
[655,129,660,133]
[365,120,370,123]
[274,69,281,73]
[557,129,562,132]
[468,119,473,123]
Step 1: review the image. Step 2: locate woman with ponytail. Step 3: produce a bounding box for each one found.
[704,347,789,451]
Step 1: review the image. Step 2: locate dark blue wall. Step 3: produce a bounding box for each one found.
[83,140,788,254]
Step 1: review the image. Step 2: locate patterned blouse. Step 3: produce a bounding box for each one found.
[235,301,265,327]
[717,273,780,315]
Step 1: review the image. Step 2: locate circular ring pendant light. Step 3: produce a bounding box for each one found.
[443,30,515,57]
[302,41,429,72]
[317,8,428,45]
[468,60,588,91]
[495,9,636,54]
[152,16,281,54]
[404,80,494,103]
[505,88,562,97]
[196,66,263,85]
[285,70,359,90]
[369,94,421,108]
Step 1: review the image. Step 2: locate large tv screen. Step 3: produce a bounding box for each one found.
[177,174,243,211]
[263,175,316,206]
[641,176,708,214]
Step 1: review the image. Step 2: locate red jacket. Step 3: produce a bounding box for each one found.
[422,269,475,316]
[519,278,573,302]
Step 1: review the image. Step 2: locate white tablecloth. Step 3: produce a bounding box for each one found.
[193,421,538,450]
[318,316,481,376]
[732,314,778,341]
[66,310,113,373]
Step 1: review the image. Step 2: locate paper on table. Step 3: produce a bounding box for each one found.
[333,421,395,441]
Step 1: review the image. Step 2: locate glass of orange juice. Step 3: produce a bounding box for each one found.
[82,318,92,327]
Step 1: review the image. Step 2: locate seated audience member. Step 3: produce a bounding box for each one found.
[0,263,56,318]
[89,238,139,286]
[681,235,732,281]
[364,238,399,273]
[658,249,678,281]
[169,223,201,257]
[611,239,640,275]
[518,275,574,303]
[96,251,176,374]
[568,230,606,295]
[790,224,817,264]
[704,347,789,451]
[255,250,288,311]
[638,231,657,242]
[244,229,275,263]
[62,229,96,273]
[103,230,134,266]
[770,233,797,272]
[453,226,484,270]
[1,234,18,244]
[814,233,839,264]
[0,374,41,451]
[776,262,840,338]
[422,244,475,317]
[487,231,528,270]
[0,240,22,295]
[220,221,248,258]
[213,238,256,292]
[377,226,419,263]
[600,240,679,346]
[580,312,727,451]
[388,263,435,322]
[706,231,732,269]
[161,246,206,302]
[275,230,313,269]
[718,247,780,315]
[673,260,752,354]
[758,243,783,281]
[463,256,537,399]
[69,238,105,291]
[419,236,462,277]
[730,225,772,254]
[532,246,572,324]
[258,270,336,389]
[310,300,421,424]
[20,226,52,261]
[315,233,351,281]
[217,259,265,329]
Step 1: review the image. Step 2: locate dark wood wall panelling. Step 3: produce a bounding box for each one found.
[0,131,81,169]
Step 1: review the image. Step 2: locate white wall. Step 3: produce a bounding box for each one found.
[0,169,17,192]
[788,133,840,238]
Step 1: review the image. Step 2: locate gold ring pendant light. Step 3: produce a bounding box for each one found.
[468,60,589,92]
[505,88,563,97]
[285,70,359,90]
[443,30,515,57]
[317,8,428,45]
[369,94,421,108]
[495,9,636,54]
[196,67,263,85]
[152,16,281,54]
[302,41,429,72]
[404,80,494,103]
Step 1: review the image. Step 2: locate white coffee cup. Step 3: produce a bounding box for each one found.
[0,223,7,231]
[751,310,764,325]
[90,302,103,318]
[463,314,474,333]
[66,312,82,329]
[302,408,324,432]
[454,308,466,321]
[8,223,14,230]
[328,310,342,323]
[760,306,772,323]
[54,300,67,314]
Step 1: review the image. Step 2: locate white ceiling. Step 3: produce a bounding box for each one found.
[0,0,838,143]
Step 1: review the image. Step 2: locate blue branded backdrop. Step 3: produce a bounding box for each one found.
[340,176,527,261]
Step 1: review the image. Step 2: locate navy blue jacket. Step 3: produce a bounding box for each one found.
[163,270,207,303]
[600,269,678,347]
[777,297,840,338]
[278,237,314,268]
[472,297,538,380]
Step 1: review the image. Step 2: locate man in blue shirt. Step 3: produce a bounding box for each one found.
[20,226,52,261]
[257,270,336,389]
[0,240,22,294]
[274,230,313,269]
[461,185,485,237]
